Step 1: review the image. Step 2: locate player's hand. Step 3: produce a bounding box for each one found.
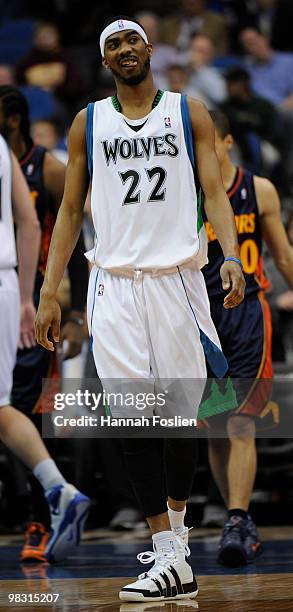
[220,260,246,309]
[60,316,84,360]
[19,300,37,349]
[35,293,61,351]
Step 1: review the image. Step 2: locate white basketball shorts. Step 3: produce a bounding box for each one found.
[0,269,20,406]
[87,266,224,419]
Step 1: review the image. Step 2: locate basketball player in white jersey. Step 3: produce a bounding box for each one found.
[36,16,245,602]
[0,133,90,563]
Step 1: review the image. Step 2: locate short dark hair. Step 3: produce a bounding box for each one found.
[225,66,250,83]
[100,15,146,36]
[0,85,31,143]
[209,109,231,138]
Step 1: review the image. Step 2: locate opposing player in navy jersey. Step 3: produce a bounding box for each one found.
[202,110,293,566]
[36,16,245,603]
[0,86,90,563]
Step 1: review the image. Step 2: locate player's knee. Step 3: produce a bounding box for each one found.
[227,414,255,442]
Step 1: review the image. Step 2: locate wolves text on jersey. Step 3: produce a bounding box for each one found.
[101,134,179,166]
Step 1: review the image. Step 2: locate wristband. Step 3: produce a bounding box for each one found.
[224,257,243,270]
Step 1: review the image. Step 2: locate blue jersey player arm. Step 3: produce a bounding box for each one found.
[187,98,245,309]
[36,109,89,351]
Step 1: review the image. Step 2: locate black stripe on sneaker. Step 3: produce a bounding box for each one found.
[169,566,183,595]
[160,572,172,598]
[183,578,198,594]
[151,577,164,596]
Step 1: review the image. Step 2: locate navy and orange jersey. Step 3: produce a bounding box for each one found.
[19,144,56,287]
[202,167,269,297]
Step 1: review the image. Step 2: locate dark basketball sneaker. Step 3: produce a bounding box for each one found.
[244,515,262,562]
[20,522,49,563]
[119,536,198,602]
[217,515,261,566]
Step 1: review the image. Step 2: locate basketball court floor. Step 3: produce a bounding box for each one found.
[0,526,292,611]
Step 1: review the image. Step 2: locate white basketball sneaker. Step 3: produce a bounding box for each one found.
[172,525,190,546]
[45,483,90,562]
[119,534,198,602]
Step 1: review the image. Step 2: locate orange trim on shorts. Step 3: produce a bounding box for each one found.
[32,351,60,414]
[236,291,273,416]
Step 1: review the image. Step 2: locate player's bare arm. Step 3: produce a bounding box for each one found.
[43,151,88,359]
[188,98,245,308]
[36,109,89,351]
[255,176,293,289]
[11,152,41,349]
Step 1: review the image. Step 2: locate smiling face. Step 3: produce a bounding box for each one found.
[102,29,152,86]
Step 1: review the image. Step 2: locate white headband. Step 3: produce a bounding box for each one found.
[100,19,148,56]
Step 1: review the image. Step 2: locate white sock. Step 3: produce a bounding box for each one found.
[168,503,186,530]
[33,458,66,491]
[152,530,177,554]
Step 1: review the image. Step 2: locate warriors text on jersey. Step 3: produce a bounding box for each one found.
[86,91,207,271]
[0,134,17,269]
[20,144,55,286]
[203,167,269,296]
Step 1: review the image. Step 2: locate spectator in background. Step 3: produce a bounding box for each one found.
[16,22,84,117]
[165,64,208,105]
[0,65,15,86]
[185,34,227,106]
[135,11,178,89]
[166,64,190,94]
[31,117,68,164]
[161,0,228,56]
[240,27,293,110]
[221,67,283,179]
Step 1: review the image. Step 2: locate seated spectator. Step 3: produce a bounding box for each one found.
[135,11,178,89]
[31,117,68,164]
[166,64,208,105]
[240,27,293,110]
[221,66,283,177]
[161,0,228,56]
[185,34,227,106]
[16,21,84,116]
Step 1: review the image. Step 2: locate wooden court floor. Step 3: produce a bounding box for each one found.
[0,527,292,611]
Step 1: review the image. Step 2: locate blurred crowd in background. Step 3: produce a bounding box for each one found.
[1,0,293,534]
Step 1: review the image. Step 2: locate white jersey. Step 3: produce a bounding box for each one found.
[86,91,207,271]
[0,135,17,269]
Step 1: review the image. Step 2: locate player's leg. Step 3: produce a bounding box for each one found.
[121,269,218,602]
[165,437,198,544]
[227,414,257,511]
[208,437,230,506]
[0,404,90,562]
[212,294,271,566]
[119,437,198,602]
[0,271,90,562]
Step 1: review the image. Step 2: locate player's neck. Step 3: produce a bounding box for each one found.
[221,158,237,192]
[115,73,157,119]
[10,133,28,160]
